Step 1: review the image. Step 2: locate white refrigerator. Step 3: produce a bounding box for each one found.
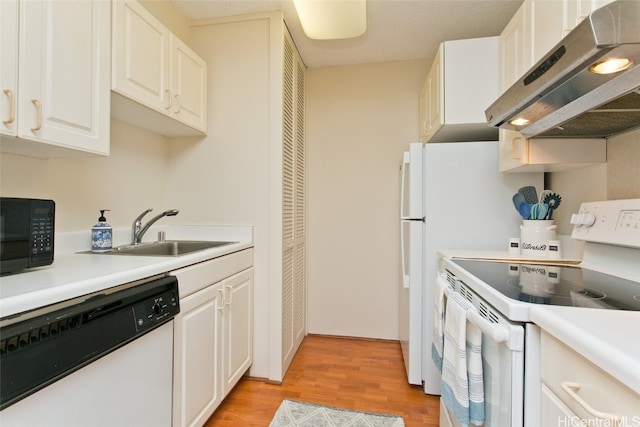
[399,141,542,395]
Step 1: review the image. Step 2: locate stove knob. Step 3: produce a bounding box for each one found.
[570,214,581,226]
[580,213,596,227]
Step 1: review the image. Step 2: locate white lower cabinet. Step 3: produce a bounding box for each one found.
[173,284,222,427]
[220,269,253,396]
[171,250,253,427]
[540,331,640,425]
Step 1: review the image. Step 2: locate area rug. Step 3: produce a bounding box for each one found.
[269,399,405,427]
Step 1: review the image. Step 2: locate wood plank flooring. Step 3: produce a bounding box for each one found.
[204,335,440,426]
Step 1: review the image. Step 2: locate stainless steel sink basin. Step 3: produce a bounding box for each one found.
[108,240,236,256]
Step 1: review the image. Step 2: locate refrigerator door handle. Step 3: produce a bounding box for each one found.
[401,221,409,288]
[400,151,410,219]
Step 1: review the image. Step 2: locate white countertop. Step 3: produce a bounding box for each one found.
[437,249,582,265]
[0,225,253,318]
[530,305,640,395]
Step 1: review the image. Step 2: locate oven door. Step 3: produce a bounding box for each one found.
[481,319,524,427]
[439,278,525,427]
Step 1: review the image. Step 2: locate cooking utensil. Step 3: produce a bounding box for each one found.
[512,193,526,212]
[531,203,540,220]
[518,202,532,219]
[538,203,549,220]
[530,202,549,220]
[539,189,553,204]
[518,186,538,204]
[543,193,562,219]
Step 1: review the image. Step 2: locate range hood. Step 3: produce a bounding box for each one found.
[485,0,640,139]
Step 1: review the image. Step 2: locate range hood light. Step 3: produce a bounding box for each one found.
[509,117,530,127]
[589,58,634,75]
[485,1,640,138]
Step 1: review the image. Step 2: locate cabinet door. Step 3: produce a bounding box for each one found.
[170,34,207,133]
[531,0,564,61]
[17,0,110,154]
[173,285,223,427]
[425,51,442,140]
[418,82,429,142]
[541,383,578,424]
[1,0,18,136]
[221,268,253,396]
[564,0,615,37]
[500,3,528,92]
[498,3,531,172]
[112,0,170,113]
[499,130,529,172]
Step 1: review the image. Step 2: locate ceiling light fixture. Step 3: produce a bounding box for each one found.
[292,0,367,40]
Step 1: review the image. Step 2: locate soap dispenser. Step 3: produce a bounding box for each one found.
[92,209,112,252]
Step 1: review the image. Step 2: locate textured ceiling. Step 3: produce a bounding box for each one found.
[172,0,523,68]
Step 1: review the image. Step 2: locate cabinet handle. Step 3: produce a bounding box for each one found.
[225,285,233,306]
[511,137,522,160]
[218,288,225,311]
[174,94,181,114]
[31,99,42,132]
[164,90,172,110]
[2,89,15,125]
[560,381,621,422]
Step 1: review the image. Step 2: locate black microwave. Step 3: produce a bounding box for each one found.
[0,198,55,274]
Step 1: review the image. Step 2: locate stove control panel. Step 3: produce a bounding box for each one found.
[571,199,640,248]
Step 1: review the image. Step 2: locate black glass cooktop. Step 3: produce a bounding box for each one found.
[451,259,640,310]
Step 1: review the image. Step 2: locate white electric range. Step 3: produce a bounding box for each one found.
[435,199,640,427]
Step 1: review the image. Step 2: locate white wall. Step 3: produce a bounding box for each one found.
[548,128,640,235]
[606,129,640,200]
[0,120,170,235]
[306,60,429,339]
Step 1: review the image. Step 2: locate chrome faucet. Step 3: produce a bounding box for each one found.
[132,208,179,245]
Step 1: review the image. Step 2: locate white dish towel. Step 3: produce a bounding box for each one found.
[431,275,447,373]
[441,291,485,426]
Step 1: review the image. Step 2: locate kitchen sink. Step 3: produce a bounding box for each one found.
[107,240,236,256]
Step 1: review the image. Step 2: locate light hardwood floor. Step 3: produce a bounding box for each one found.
[205,335,440,426]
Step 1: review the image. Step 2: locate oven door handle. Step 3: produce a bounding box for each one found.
[444,286,509,344]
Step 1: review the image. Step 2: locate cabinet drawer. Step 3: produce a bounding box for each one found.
[541,332,640,422]
[171,249,253,298]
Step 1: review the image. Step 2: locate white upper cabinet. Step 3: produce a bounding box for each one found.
[419,37,499,143]
[112,0,170,112]
[1,0,19,138]
[111,0,207,136]
[531,0,564,61]
[170,35,208,132]
[562,0,616,38]
[1,0,110,158]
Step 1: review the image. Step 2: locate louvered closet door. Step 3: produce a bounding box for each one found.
[282,29,306,373]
